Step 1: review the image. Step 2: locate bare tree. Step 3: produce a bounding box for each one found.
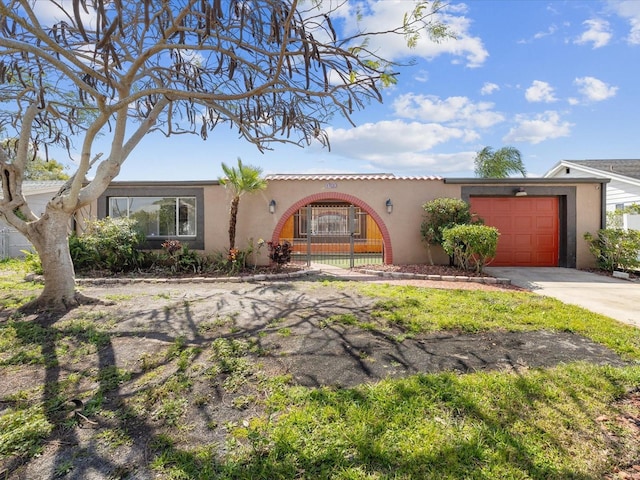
[0,0,448,311]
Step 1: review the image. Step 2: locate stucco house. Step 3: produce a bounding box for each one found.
[96,174,608,269]
[544,159,640,211]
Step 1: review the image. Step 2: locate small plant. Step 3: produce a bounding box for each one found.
[584,229,640,272]
[267,241,292,269]
[250,238,266,269]
[159,241,209,274]
[161,239,183,257]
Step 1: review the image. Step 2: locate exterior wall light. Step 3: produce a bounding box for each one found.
[269,199,276,214]
[385,198,393,214]
[514,187,527,197]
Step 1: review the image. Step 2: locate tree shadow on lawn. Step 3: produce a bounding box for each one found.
[0,280,636,479]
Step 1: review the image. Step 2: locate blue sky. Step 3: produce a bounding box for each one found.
[54,0,640,181]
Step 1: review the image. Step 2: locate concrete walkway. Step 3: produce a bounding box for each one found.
[485,267,640,328]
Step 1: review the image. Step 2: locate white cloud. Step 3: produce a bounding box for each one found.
[326,120,467,160]
[332,1,488,68]
[503,111,573,144]
[480,82,499,95]
[534,24,559,40]
[360,151,477,174]
[31,0,96,27]
[575,18,612,48]
[525,80,558,103]
[319,119,484,172]
[392,93,504,129]
[574,76,618,101]
[414,70,429,83]
[607,0,640,44]
[519,24,558,43]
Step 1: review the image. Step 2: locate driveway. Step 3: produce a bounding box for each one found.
[485,267,640,328]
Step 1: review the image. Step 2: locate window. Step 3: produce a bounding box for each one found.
[109,196,196,237]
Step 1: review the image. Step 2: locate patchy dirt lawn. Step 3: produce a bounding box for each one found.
[1,274,638,479]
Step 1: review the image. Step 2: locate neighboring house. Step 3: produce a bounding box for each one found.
[0,180,66,258]
[97,174,608,269]
[544,159,640,211]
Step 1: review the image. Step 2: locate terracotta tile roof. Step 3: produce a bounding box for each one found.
[566,159,640,180]
[265,173,442,181]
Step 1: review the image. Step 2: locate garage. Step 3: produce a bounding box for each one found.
[470,196,559,267]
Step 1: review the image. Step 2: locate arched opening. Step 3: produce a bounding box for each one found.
[272,192,393,266]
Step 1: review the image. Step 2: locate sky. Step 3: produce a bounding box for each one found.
[50,0,640,181]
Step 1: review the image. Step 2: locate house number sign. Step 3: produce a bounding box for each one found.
[326,182,338,189]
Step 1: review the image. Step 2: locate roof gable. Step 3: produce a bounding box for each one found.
[564,160,640,180]
[545,159,640,187]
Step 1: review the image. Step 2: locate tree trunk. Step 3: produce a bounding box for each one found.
[23,208,86,312]
[228,196,239,250]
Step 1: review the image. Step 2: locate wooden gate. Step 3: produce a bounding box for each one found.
[279,202,383,267]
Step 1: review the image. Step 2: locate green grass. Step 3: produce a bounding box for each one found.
[225,363,640,479]
[0,259,42,309]
[356,283,640,360]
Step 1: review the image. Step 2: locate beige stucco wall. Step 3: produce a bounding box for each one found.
[574,182,604,269]
[232,177,459,266]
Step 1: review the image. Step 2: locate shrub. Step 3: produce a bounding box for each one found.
[175,245,208,274]
[159,240,209,274]
[70,217,145,272]
[442,224,499,273]
[584,229,640,272]
[420,198,476,265]
[267,241,292,269]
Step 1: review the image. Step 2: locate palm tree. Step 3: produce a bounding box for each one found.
[219,158,267,250]
[474,146,527,178]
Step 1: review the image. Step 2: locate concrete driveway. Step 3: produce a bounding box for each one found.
[485,267,640,328]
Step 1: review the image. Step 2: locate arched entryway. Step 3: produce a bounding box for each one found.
[272,192,393,266]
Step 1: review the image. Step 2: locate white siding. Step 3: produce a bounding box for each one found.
[551,168,598,179]
[547,165,640,210]
[606,180,640,209]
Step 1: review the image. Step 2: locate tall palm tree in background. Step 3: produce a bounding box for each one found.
[219,158,268,250]
[474,146,527,178]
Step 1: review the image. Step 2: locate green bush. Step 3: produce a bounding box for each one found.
[584,229,640,272]
[442,224,499,273]
[70,217,145,272]
[420,198,476,264]
[176,246,209,273]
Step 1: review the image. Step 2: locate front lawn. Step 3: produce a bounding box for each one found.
[0,262,639,479]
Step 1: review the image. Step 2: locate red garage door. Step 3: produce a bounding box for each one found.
[470,197,559,267]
